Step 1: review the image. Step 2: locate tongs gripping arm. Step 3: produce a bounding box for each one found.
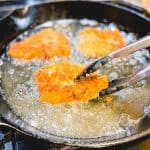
[109,35,150,58]
[100,65,150,96]
[75,35,150,81]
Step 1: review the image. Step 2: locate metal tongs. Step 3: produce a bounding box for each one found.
[76,35,150,96]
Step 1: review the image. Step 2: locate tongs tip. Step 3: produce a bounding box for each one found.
[75,72,89,81]
[75,56,110,81]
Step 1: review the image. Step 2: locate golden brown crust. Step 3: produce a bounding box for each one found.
[79,27,125,57]
[34,62,108,104]
[9,28,70,60]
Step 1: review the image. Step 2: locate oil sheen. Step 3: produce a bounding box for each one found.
[0,19,150,139]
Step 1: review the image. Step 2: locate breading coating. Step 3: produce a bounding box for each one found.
[9,28,70,60]
[34,62,108,104]
[79,27,125,57]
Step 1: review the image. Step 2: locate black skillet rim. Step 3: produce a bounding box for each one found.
[0,0,149,148]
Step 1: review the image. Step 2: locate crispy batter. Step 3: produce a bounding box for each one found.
[104,96,113,103]
[79,27,125,57]
[34,62,108,104]
[9,28,70,60]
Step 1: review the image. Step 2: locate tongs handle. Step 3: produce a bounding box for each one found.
[129,65,150,86]
[109,35,150,58]
[100,65,150,96]
[75,35,150,81]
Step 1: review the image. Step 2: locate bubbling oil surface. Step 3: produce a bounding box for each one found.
[0,19,150,138]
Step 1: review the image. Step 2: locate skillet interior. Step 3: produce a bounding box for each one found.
[0,1,149,148]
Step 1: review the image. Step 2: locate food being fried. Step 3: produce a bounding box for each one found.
[9,28,70,60]
[79,27,125,57]
[2,19,148,139]
[104,96,113,103]
[34,61,108,104]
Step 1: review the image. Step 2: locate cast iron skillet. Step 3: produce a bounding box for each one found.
[0,0,149,148]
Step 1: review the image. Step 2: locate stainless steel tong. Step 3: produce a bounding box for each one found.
[75,35,150,96]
